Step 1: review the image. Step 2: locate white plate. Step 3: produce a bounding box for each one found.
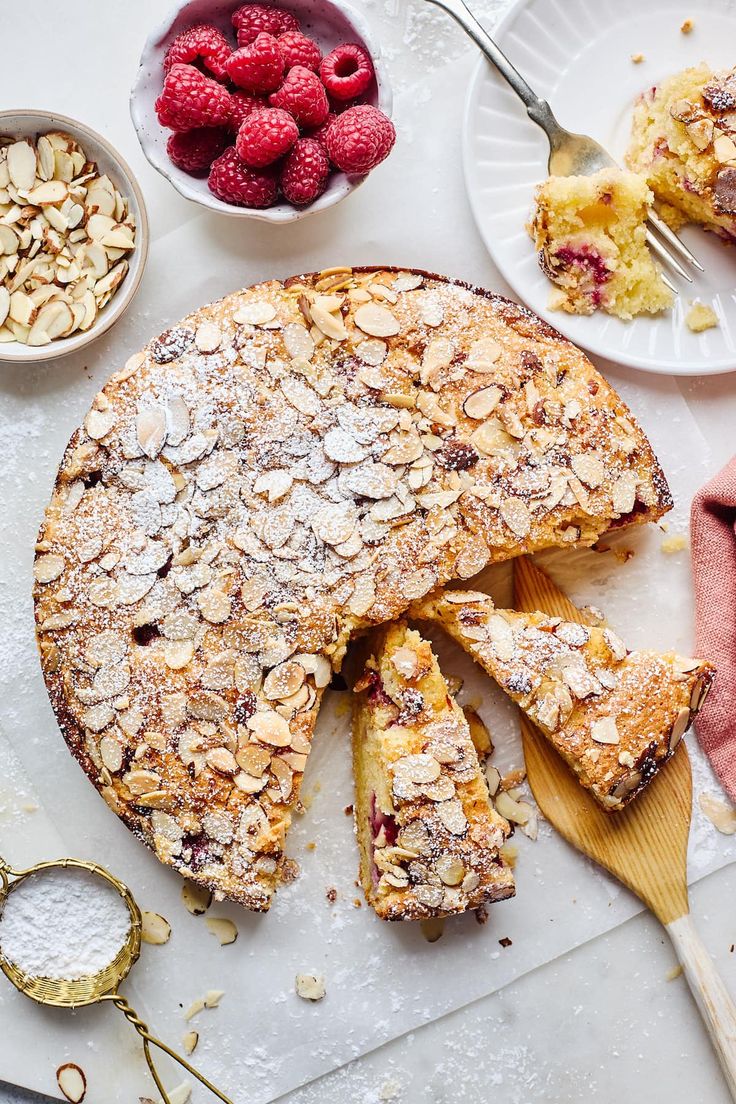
[463,0,736,375]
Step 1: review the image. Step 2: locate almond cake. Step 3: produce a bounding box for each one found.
[628,64,736,238]
[33,266,673,908]
[529,169,673,319]
[351,622,514,921]
[413,586,715,810]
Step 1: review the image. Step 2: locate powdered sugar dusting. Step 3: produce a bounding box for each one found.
[0,866,130,980]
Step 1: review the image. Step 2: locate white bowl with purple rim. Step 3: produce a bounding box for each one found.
[130,0,393,222]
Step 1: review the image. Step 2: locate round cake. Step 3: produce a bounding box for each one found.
[33,266,671,909]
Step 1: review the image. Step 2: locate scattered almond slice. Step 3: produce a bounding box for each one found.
[295,973,326,1001]
[698,792,736,834]
[181,880,212,915]
[205,917,238,945]
[204,989,225,1008]
[56,1063,86,1103]
[182,1031,199,1056]
[141,910,172,945]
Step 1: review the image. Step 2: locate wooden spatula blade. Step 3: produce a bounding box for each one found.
[513,556,690,926]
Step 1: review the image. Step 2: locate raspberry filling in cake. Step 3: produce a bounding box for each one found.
[628,64,736,239]
[529,169,673,319]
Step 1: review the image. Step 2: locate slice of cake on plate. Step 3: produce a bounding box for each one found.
[529,169,673,319]
[628,64,736,238]
[413,588,715,811]
[351,621,515,920]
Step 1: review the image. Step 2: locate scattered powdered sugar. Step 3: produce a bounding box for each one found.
[0,866,130,980]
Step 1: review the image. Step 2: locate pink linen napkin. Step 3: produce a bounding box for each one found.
[691,457,736,803]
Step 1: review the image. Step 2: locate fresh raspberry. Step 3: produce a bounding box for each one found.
[166,127,229,174]
[324,104,395,173]
[163,24,232,82]
[226,32,285,93]
[308,112,337,149]
[276,30,321,72]
[232,4,299,46]
[319,43,374,101]
[269,65,329,127]
[155,64,232,131]
[235,107,298,167]
[280,138,330,205]
[208,146,278,207]
[227,90,264,132]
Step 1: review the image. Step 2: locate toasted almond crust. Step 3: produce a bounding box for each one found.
[413,589,715,810]
[33,266,672,908]
[351,622,514,921]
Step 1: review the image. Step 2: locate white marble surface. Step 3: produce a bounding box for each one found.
[1,0,735,1101]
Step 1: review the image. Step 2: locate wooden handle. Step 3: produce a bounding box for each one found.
[667,914,736,1100]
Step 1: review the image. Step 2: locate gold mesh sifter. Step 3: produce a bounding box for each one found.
[0,854,234,1104]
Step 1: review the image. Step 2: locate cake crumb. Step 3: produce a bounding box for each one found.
[631,53,645,64]
[666,964,684,981]
[379,1079,401,1101]
[661,533,687,554]
[326,887,337,903]
[686,301,719,333]
[498,936,513,948]
[680,18,694,33]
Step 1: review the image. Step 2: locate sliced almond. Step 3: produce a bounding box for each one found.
[295,973,326,1001]
[7,140,36,191]
[181,881,212,915]
[141,910,172,945]
[354,302,400,337]
[205,917,238,945]
[56,1063,86,1104]
[698,792,736,834]
[26,180,68,206]
[183,1031,199,1055]
[590,716,619,744]
[463,385,502,420]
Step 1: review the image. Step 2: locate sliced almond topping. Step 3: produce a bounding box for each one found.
[499,498,531,538]
[234,300,276,325]
[494,790,533,825]
[590,716,619,744]
[283,321,314,360]
[435,855,465,886]
[195,321,222,352]
[467,337,502,372]
[137,406,167,460]
[355,337,387,365]
[247,709,292,747]
[571,453,605,489]
[141,910,172,945]
[165,640,194,670]
[463,385,502,420]
[354,302,400,337]
[391,645,420,681]
[263,660,306,700]
[34,552,65,583]
[84,407,115,440]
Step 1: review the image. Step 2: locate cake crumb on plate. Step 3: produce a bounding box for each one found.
[686,301,719,333]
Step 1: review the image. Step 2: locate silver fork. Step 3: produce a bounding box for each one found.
[425,0,703,290]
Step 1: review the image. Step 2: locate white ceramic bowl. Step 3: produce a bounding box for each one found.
[0,110,149,365]
[130,0,393,222]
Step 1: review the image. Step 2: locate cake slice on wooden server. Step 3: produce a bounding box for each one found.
[412,587,715,810]
[351,621,515,920]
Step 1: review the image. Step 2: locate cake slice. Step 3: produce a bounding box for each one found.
[529,169,673,319]
[628,64,736,238]
[351,622,515,920]
[413,589,715,810]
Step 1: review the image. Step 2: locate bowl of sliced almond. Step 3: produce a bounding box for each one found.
[0,110,149,363]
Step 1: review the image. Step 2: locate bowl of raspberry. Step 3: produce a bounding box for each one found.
[131,0,394,220]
